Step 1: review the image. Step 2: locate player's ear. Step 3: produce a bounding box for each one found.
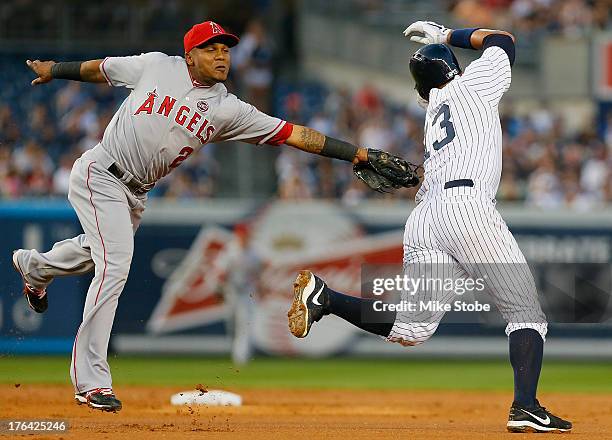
[185,52,194,66]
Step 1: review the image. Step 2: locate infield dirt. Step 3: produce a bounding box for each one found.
[3,385,610,439]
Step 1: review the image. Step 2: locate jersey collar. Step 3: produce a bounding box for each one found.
[187,68,212,88]
[183,61,219,89]
[181,61,227,97]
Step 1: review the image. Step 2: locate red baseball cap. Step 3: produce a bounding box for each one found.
[184,21,239,53]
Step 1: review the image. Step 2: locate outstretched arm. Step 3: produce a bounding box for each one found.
[284,124,368,164]
[26,59,106,85]
[284,125,421,192]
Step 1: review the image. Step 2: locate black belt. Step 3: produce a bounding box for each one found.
[108,163,154,196]
[444,179,474,189]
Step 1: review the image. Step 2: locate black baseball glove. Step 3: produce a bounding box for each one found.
[353,149,421,193]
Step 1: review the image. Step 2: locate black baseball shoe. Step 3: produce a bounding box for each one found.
[75,388,122,412]
[507,399,572,433]
[288,270,329,338]
[12,250,48,313]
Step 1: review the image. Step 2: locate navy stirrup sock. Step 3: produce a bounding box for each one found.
[326,287,395,337]
[509,328,544,408]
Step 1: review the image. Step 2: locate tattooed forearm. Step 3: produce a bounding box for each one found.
[284,124,364,162]
[297,127,325,153]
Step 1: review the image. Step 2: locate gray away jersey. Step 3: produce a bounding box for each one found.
[99,52,287,183]
[416,46,511,201]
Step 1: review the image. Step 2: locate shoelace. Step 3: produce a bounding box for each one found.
[25,283,46,299]
[86,388,114,398]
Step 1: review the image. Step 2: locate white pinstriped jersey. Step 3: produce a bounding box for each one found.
[389,45,548,346]
[416,46,511,201]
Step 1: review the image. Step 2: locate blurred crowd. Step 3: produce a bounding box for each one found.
[0,0,262,42]
[450,0,612,37]
[0,79,224,200]
[1,1,612,208]
[2,64,612,209]
[317,0,611,37]
[275,84,612,210]
[0,16,275,200]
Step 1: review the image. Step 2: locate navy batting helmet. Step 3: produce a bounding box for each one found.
[409,44,461,101]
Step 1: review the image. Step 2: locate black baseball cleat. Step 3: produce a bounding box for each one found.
[288,270,329,338]
[507,400,572,433]
[12,250,48,314]
[75,388,122,412]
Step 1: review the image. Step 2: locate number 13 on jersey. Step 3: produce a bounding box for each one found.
[425,103,455,159]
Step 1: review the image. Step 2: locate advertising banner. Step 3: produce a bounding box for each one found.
[2,201,612,355]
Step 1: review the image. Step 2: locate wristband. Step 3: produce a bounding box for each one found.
[449,28,479,49]
[320,137,359,162]
[51,61,83,81]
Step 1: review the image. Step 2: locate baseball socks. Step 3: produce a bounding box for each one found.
[508,328,543,407]
[322,287,396,337]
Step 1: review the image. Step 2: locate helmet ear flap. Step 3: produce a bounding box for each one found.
[415,84,430,101]
[409,56,432,102]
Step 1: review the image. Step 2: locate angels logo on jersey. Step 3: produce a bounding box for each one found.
[197,100,209,113]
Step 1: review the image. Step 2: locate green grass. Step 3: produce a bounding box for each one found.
[1,356,610,393]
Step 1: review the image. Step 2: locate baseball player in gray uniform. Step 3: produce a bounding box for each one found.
[288,22,572,433]
[16,20,416,412]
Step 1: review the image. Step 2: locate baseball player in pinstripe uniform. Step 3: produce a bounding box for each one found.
[15,20,416,412]
[288,21,572,433]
